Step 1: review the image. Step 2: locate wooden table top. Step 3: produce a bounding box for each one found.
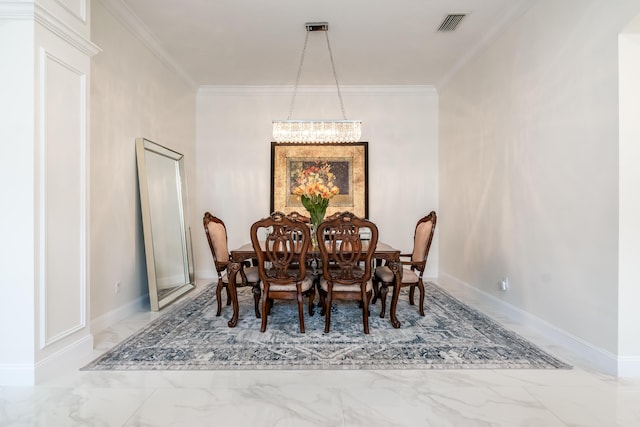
[230,241,399,256]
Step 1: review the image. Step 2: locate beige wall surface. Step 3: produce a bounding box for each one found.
[439,0,640,357]
[90,0,196,323]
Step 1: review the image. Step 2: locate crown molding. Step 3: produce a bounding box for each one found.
[97,0,197,89]
[36,3,100,56]
[0,2,100,56]
[198,85,437,97]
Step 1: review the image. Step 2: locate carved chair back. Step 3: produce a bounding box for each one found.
[250,211,311,286]
[317,212,378,286]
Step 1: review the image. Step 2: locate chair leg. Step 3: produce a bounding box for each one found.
[215,283,224,316]
[319,289,327,316]
[362,289,370,334]
[252,284,261,318]
[297,292,305,333]
[417,280,425,316]
[324,290,333,333]
[379,284,389,318]
[371,278,379,304]
[409,285,416,305]
[260,292,269,333]
[266,298,273,316]
[225,285,232,306]
[308,287,316,316]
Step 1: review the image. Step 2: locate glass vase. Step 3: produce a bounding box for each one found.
[300,195,328,248]
[310,213,326,249]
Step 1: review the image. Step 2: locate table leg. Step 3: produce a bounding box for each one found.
[389,261,402,328]
[227,261,241,328]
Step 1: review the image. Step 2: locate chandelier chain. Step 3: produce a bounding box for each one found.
[287,26,348,121]
[287,30,310,120]
[325,30,347,120]
[273,22,361,144]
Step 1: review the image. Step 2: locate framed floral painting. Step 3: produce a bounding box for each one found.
[270,142,369,218]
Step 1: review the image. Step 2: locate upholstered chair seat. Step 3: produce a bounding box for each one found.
[221,265,260,284]
[374,265,419,284]
[260,275,314,292]
[319,278,372,293]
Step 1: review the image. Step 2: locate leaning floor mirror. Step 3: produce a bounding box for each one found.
[136,138,195,310]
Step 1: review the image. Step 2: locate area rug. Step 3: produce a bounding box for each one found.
[83,282,571,370]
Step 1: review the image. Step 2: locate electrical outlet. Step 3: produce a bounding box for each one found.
[115,281,121,294]
[499,277,509,292]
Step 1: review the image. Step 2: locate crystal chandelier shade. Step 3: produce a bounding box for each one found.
[273,22,361,144]
[272,120,362,144]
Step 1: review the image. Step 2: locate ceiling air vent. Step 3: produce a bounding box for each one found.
[437,14,466,32]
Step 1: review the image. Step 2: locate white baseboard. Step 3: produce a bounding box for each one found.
[437,272,634,377]
[35,334,94,383]
[90,294,149,335]
[0,334,94,386]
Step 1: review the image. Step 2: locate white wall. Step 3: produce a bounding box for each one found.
[90,0,196,324]
[0,12,36,383]
[439,0,640,368]
[195,86,439,281]
[1,0,98,385]
[618,17,640,374]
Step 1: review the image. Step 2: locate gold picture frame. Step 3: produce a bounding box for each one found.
[270,142,369,218]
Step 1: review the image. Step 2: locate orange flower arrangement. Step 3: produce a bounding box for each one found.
[291,161,340,227]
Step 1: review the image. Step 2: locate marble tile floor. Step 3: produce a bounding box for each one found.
[1,281,639,426]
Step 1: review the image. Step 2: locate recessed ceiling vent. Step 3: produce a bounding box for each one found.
[437,14,466,32]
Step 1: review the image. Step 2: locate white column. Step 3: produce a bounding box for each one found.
[618,19,640,378]
[0,0,100,385]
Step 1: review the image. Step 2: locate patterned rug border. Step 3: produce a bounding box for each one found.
[83,282,572,371]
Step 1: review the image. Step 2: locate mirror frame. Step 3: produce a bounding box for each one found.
[135,138,195,310]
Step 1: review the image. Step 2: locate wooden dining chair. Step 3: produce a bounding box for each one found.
[285,211,311,246]
[250,211,315,333]
[286,211,311,223]
[203,212,262,318]
[372,211,437,317]
[316,212,379,334]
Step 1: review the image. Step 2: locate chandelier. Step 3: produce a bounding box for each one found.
[273,22,362,144]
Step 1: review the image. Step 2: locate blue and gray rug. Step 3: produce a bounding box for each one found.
[83,282,571,370]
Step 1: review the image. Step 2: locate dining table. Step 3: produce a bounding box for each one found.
[225,241,404,329]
